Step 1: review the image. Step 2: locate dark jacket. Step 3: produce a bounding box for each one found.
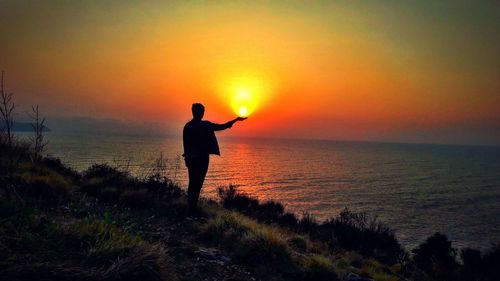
[183,119,232,158]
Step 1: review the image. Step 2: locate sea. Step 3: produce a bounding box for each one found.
[37,132,500,250]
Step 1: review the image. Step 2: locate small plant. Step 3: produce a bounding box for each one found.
[412,232,458,281]
[298,212,319,235]
[319,208,404,264]
[28,105,48,161]
[202,211,298,278]
[0,70,15,148]
[119,188,154,209]
[303,254,339,281]
[288,235,309,252]
[218,185,295,225]
[19,171,72,205]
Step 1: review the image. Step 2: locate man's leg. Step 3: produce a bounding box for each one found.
[187,155,209,215]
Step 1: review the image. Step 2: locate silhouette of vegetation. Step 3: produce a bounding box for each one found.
[1,136,498,280]
[303,254,340,281]
[218,185,299,226]
[28,105,48,162]
[0,70,15,148]
[412,232,459,280]
[80,162,183,208]
[202,211,300,278]
[0,200,175,281]
[318,208,404,264]
[218,185,404,264]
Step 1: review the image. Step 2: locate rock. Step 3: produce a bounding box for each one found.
[196,247,232,266]
[346,272,374,281]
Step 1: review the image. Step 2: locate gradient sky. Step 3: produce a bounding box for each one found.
[0,0,499,145]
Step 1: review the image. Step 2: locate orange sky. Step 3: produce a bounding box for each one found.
[0,1,499,144]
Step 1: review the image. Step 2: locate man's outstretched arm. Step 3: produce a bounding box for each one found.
[211,117,247,131]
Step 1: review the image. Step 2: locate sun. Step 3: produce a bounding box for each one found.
[218,73,271,118]
[231,87,256,117]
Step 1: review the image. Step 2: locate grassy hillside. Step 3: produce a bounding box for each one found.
[0,139,498,281]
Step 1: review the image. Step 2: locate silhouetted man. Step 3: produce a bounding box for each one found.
[183,103,246,216]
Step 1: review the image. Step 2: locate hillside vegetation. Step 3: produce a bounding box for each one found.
[1,136,499,281]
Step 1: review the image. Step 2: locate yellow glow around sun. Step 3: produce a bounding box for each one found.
[221,75,270,117]
[216,71,274,118]
[231,88,255,117]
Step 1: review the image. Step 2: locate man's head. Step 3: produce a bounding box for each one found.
[191,103,205,120]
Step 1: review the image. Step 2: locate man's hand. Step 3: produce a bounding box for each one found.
[227,117,247,128]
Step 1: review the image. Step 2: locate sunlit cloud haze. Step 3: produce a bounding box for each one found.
[0,0,499,145]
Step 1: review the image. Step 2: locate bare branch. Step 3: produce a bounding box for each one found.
[0,70,16,147]
[29,104,48,161]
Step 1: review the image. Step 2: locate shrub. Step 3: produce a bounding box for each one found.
[119,189,154,209]
[82,164,135,190]
[144,173,183,200]
[20,171,72,204]
[303,254,340,281]
[412,232,458,281]
[298,212,319,235]
[279,212,299,228]
[83,163,128,180]
[233,227,291,266]
[202,211,253,245]
[359,260,398,281]
[288,235,309,252]
[461,245,500,281]
[0,207,176,281]
[218,185,259,214]
[79,176,105,196]
[70,220,142,263]
[203,211,294,269]
[255,200,285,223]
[461,247,482,280]
[218,187,404,264]
[100,186,120,204]
[218,185,295,226]
[319,208,403,264]
[40,156,80,181]
[80,164,183,208]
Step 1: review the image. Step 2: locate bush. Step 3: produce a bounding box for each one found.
[119,189,154,209]
[218,185,259,213]
[80,164,183,208]
[461,248,482,280]
[20,171,72,204]
[100,186,120,204]
[303,254,339,281]
[288,235,309,252]
[298,212,319,235]
[0,205,176,281]
[459,245,500,281]
[218,187,404,264]
[40,157,80,181]
[279,212,299,228]
[202,211,253,245]
[234,227,291,266]
[412,232,458,281]
[482,245,500,280]
[203,211,294,268]
[143,173,183,200]
[218,185,295,226]
[81,164,135,192]
[319,208,403,264]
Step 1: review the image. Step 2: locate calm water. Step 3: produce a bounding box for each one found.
[40,132,500,250]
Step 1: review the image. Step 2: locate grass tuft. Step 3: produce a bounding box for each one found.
[303,254,340,281]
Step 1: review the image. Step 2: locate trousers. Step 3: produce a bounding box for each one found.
[185,155,209,214]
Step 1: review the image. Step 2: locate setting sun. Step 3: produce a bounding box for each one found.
[231,88,255,117]
[223,74,270,118]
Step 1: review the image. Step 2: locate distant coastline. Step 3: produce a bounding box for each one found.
[11,121,51,132]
